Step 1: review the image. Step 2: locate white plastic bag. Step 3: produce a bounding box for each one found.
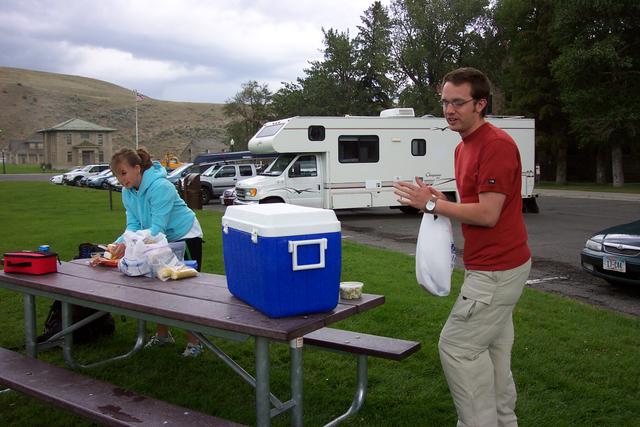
[415,214,455,296]
[118,230,175,277]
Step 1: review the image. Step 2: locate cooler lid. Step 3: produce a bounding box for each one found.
[222,204,340,237]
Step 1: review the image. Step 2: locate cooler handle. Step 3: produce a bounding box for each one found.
[288,238,327,271]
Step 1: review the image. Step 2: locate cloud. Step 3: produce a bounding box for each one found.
[0,0,389,102]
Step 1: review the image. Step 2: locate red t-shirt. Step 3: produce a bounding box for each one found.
[454,122,531,271]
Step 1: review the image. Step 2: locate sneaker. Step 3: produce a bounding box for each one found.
[144,332,175,349]
[181,342,204,358]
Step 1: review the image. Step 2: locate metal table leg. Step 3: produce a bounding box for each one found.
[23,294,37,358]
[323,355,368,427]
[255,336,271,427]
[290,338,304,427]
[61,302,146,370]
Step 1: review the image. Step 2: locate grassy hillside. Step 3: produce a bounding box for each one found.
[0,67,228,158]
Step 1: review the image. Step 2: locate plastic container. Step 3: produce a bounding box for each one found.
[340,282,363,300]
[222,204,341,318]
[183,260,198,270]
[168,241,186,261]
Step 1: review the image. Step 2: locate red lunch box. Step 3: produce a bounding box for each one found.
[3,251,59,275]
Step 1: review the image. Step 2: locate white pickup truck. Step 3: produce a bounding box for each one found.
[199,163,257,204]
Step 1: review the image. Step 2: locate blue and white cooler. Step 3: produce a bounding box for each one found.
[221,204,341,318]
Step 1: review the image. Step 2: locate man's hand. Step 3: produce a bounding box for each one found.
[393,177,439,210]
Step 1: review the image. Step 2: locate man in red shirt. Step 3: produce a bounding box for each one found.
[394,67,531,427]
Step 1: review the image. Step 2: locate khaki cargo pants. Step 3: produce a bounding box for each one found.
[438,259,531,427]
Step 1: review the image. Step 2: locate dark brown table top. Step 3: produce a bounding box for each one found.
[0,261,384,341]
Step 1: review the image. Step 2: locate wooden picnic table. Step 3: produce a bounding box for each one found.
[0,260,385,426]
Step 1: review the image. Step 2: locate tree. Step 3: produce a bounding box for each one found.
[550,0,640,187]
[271,28,361,117]
[270,81,306,119]
[494,0,572,184]
[354,1,397,114]
[389,0,490,115]
[223,81,273,151]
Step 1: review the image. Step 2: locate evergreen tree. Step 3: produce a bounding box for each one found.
[223,81,273,151]
[354,1,397,114]
[495,0,572,184]
[550,0,640,187]
[389,0,489,115]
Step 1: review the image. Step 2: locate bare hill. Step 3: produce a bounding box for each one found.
[0,67,228,158]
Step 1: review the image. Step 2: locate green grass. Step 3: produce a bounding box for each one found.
[537,181,640,193]
[0,182,639,426]
[1,164,67,174]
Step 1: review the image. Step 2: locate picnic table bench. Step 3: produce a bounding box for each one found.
[0,346,245,426]
[0,260,420,426]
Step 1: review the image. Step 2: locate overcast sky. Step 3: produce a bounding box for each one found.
[0,0,388,103]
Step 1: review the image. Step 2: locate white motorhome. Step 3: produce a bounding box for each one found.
[235,108,538,212]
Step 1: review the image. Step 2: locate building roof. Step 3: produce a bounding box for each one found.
[37,118,116,133]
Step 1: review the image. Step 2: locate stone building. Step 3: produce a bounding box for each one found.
[38,118,116,169]
[5,133,44,165]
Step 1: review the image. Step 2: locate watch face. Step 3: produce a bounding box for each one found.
[426,199,436,211]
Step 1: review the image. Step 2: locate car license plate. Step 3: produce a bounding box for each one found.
[603,256,626,273]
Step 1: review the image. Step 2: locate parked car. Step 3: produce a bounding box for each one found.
[63,164,110,186]
[200,163,257,204]
[51,167,83,185]
[166,163,194,184]
[86,169,114,189]
[220,188,237,206]
[50,174,64,185]
[581,220,640,285]
[105,175,122,192]
[173,162,219,201]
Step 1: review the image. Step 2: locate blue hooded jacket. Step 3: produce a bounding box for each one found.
[116,161,196,243]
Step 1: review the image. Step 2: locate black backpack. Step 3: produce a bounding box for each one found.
[36,243,116,345]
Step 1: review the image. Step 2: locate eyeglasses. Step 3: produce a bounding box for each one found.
[440,98,475,109]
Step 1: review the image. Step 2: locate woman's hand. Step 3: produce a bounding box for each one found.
[108,243,125,259]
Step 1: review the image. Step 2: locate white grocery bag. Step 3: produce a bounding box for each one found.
[415,214,455,296]
[118,230,179,277]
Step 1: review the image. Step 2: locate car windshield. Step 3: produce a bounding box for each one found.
[96,169,112,177]
[202,164,222,177]
[167,163,192,178]
[260,154,296,176]
[80,165,93,172]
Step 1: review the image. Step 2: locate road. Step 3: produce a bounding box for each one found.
[0,173,57,182]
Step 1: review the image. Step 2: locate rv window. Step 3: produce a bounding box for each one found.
[256,123,285,138]
[239,165,253,176]
[338,135,379,163]
[288,156,317,178]
[308,126,325,141]
[412,139,426,156]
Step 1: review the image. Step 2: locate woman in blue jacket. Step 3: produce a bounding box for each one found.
[109,147,204,358]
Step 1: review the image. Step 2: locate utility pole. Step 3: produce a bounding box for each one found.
[0,129,5,174]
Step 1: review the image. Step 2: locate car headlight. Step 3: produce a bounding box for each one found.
[248,188,257,197]
[585,234,604,251]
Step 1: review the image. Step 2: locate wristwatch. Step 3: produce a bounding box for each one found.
[425,197,438,214]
